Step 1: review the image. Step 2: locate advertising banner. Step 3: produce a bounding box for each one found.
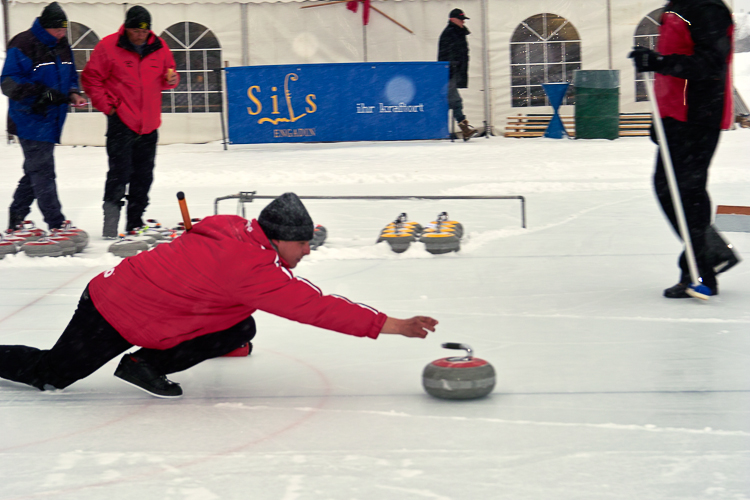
[225,62,448,144]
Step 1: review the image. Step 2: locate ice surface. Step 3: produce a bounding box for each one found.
[1,54,749,500]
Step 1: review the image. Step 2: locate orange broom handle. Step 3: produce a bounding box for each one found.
[176,191,192,231]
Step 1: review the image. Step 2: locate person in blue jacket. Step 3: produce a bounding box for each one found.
[1,2,87,232]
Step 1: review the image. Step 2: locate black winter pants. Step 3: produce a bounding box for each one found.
[104,113,158,231]
[0,286,256,391]
[9,138,65,230]
[653,118,721,283]
[447,76,465,123]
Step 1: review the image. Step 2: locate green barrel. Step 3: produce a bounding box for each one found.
[574,70,620,140]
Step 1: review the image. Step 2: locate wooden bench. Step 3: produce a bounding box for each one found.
[505,113,652,138]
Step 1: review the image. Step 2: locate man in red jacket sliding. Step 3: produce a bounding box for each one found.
[82,6,179,239]
[0,193,438,398]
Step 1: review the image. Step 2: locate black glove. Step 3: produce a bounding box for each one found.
[30,89,70,115]
[628,47,664,73]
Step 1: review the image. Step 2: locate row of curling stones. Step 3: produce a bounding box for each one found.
[107,218,192,258]
[1,220,88,259]
[422,343,495,400]
[377,212,463,254]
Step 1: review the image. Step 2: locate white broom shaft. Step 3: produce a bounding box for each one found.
[645,75,701,286]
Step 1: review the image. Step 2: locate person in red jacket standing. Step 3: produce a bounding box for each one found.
[628,0,740,298]
[81,6,179,239]
[0,193,438,398]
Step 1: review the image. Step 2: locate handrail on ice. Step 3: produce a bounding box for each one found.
[214,191,527,228]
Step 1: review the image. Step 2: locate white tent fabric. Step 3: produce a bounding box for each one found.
[4,0,723,145]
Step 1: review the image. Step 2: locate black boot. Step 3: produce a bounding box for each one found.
[114,354,182,398]
[125,216,145,232]
[664,271,718,299]
[7,209,26,232]
[706,225,741,274]
[102,201,123,239]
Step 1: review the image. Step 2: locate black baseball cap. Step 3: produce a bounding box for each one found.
[449,8,469,20]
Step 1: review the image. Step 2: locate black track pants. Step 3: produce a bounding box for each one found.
[653,118,721,280]
[104,113,158,230]
[0,286,256,391]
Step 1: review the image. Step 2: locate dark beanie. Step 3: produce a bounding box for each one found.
[125,6,151,30]
[40,2,67,29]
[258,193,314,242]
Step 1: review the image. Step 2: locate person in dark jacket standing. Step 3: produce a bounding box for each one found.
[438,8,476,141]
[0,193,438,399]
[81,6,179,239]
[1,2,87,231]
[629,0,739,298]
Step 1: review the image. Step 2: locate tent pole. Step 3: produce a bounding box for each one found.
[606,0,613,70]
[363,23,367,62]
[480,0,492,136]
[241,4,249,66]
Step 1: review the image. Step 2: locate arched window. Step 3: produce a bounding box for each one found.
[510,13,581,107]
[160,22,222,113]
[67,22,100,113]
[633,8,663,102]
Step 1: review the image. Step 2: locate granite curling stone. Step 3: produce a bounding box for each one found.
[419,212,462,255]
[108,235,150,258]
[377,213,423,253]
[22,238,63,258]
[310,224,327,250]
[57,221,89,252]
[0,234,18,259]
[423,343,495,400]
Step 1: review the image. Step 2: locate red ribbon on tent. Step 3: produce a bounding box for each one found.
[346,0,371,25]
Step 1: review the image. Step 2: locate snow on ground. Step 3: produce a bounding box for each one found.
[1,128,749,500]
[0,48,749,500]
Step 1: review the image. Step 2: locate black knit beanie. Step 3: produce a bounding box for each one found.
[124,6,151,30]
[258,193,314,242]
[40,2,67,29]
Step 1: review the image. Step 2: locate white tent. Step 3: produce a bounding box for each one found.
[2,0,737,145]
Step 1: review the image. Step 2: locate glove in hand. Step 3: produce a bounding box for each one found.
[628,46,664,73]
[31,89,70,115]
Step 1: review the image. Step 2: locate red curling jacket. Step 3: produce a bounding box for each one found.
[81,25,178,135]
[89,216,387,349]
[655,0,733,130]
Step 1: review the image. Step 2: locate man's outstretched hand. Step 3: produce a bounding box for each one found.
[381,316,438,338]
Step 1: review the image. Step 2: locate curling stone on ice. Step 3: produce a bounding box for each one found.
[47,235,76,256]
[310,224,327,250]
[1,232,26,251]
[12,220,45,243]
[108,234,150,258]
[58,220,89,252]
[21,237,63,258]
[145,219,172,237]
[144,220,174,245]
[419,212,463,255]
[0,233,19,259]
[422,343,495,400]
[377,213,423,253]
[124,230,157,246]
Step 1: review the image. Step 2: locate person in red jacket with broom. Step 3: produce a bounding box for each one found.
[82,6,179,239]
[0,193,438,398]
[628,0,740,298]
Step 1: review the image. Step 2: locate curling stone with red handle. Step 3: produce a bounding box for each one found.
[422,343,495,400]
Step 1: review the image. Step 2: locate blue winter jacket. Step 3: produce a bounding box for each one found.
[1,18,79,143]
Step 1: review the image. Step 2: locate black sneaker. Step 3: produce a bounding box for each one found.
[114,354,182,398]
[663,280,718,299]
